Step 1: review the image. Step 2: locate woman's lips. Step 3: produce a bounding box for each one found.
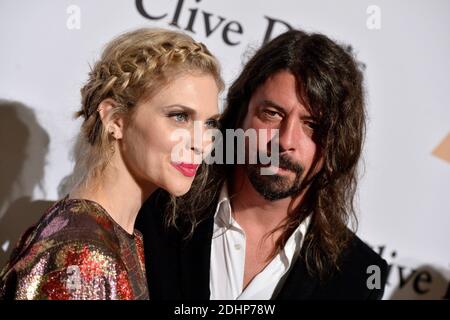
[171,162,200,177]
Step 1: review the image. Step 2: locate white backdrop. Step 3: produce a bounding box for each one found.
[0,0,449,299]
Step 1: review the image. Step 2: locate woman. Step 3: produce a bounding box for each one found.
[0,28,223,300]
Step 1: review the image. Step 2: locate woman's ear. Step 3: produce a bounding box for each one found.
[97,98,124,139]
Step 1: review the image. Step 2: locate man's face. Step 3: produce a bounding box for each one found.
[241,70,321,201]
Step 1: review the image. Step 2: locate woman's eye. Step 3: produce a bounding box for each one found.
[205,119,219,129]
[169,112,189,123]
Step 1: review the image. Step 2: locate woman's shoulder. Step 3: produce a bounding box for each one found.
[34,197,120,250]
[0,198,132,299]
[4,198,122,274]
[1,237,131,300]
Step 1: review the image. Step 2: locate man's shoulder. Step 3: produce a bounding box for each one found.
[137,189,217,238]
[137,190,169,233]
[317,230,388,299]
[342,231,386,269]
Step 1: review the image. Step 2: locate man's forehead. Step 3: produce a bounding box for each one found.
[250,72,312,117]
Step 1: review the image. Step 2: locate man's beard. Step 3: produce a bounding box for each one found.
[246,154,304,201]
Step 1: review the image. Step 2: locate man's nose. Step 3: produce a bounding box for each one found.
[278,115,297,152]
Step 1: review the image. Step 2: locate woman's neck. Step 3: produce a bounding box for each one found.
[69,160,156,235]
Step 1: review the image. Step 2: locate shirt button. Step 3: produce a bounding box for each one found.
[234,244,242,250]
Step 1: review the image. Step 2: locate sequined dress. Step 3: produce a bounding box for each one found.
[0,197,149,300]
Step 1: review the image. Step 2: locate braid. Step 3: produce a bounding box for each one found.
[71,28,223,190]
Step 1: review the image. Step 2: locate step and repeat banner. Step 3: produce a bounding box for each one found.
[0,0,449,299]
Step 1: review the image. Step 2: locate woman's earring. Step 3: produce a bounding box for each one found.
[109,130,116,154]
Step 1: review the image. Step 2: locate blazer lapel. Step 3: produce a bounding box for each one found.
[273,252,318,300]
[178,190,319,300]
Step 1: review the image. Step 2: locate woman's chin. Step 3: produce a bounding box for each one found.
[164,182,192,197]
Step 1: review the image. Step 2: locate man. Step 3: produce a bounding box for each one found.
[136,29,388,300]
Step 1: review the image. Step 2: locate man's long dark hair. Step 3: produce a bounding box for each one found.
[167,29,366,280]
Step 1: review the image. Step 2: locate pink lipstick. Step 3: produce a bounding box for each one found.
[171,162,199,177]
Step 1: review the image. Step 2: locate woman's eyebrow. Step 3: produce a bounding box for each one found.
[207,113,221,120]
[163,104,197,115]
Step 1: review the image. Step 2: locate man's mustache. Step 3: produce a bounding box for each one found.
[253,153,304,175]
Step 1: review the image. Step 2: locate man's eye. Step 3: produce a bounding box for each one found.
[304,121,317,130]
[169,112,189,123]
[262,109,281,119]
[303,121,318,137]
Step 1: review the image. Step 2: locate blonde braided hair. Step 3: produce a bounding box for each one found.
[71,28,223,191]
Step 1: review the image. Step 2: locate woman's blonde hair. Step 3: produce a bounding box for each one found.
[71,28,223,191]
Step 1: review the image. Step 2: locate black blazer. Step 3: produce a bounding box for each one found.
[136,190,388,300]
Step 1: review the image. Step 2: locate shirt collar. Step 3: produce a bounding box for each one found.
[213,182,311,261]
[213,183,234,230]
[282,214,311,266]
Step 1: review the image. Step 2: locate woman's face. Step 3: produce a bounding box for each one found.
[119,73,220,196]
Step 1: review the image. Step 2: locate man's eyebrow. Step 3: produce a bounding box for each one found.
[301,114,316,121]
[261,100,315,120]
[260,100,287,114]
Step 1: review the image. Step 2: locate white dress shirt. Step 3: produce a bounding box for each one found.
[209,184,311,300]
